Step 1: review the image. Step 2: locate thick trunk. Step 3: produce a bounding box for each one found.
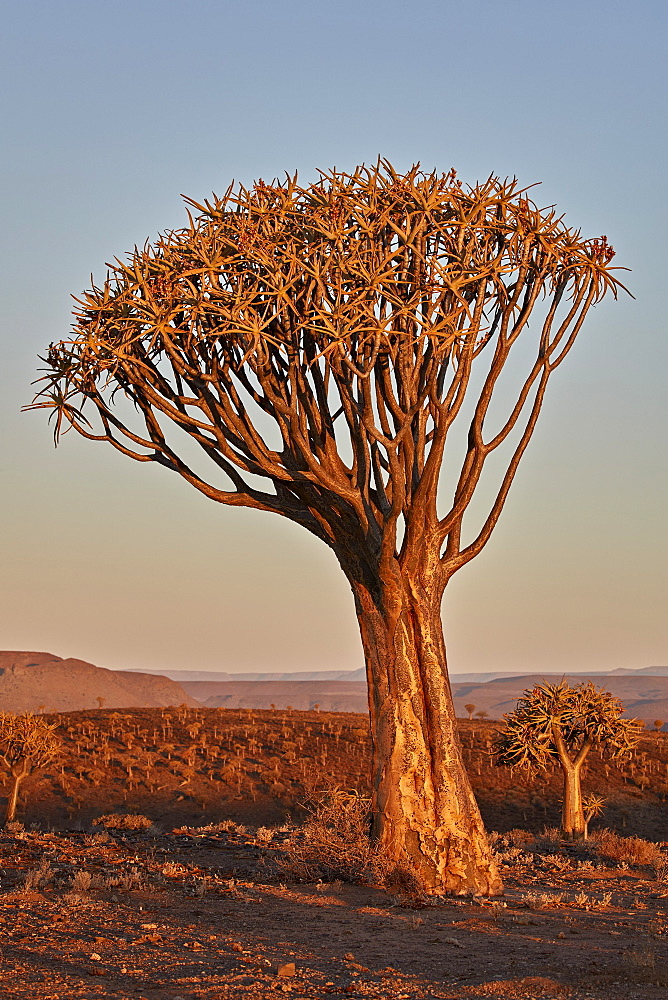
[5,774,23,825]
[350,572,502,896]
[561,764,585,840]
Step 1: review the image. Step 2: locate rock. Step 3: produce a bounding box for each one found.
[277,962,296,977]
[343,952,355,961]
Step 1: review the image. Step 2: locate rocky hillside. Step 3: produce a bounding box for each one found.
[0,652,197,713]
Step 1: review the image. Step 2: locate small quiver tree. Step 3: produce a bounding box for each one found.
[493,681,641,840]
[0,713,62,826]
[582,793,606,840]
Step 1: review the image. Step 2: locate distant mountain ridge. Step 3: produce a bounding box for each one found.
[128,667,367,683]
[5,651,667,721]
[176,668,668,723]
[128,665,668,684]
[449,672,668,725]
[0,652,198,713]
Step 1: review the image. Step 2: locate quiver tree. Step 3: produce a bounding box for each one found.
[0,713,62,825]
[582,793,606,840]
[494,681,641,839]
[31,161,623,893]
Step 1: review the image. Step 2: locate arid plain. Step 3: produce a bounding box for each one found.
[1,695,668,1000]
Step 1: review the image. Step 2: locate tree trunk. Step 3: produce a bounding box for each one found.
[5,773,24,825]
[349,569,502,896]
[561,763,585,840]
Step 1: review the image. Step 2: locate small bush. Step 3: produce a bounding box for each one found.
[533,827,563,852]
[505,828,536,848]
[589,829,663,867]
[71,870,93,891]
[83,831,110,845]
[24,859,53,889]
[572,890,612,911]
[275,788,405,889]
[524,890,564,909]
[93,813,153,831]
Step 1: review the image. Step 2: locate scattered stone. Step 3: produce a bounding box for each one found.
[442,936,462,947]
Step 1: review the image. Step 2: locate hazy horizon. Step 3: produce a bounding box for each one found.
[2,1,666,678]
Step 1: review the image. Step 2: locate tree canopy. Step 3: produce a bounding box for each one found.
[494,680,641,838]
[494,680,641,771]
[0,713,62,824]
[32,161,622,578]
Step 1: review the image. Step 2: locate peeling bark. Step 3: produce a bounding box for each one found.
[347,556,502,896]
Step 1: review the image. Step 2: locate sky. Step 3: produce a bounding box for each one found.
[1,0,666,678]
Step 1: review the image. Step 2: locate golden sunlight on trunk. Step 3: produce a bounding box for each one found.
[352,574,502,896]
[561,763,586,840]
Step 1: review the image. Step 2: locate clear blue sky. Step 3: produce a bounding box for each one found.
[1,0,666,676]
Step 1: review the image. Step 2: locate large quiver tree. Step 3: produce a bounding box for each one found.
[32,161,622,894]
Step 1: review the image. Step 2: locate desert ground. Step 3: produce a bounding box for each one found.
[2,708,667,999]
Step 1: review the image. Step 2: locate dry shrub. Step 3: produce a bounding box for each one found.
[93,813,153,831]
[24,859,53,889]
[524,890,565,909]
[589,829,663,867]
[83,831,110,845]
[573,890,612,910]
[71,870,93,891]
[276,788,415,892]
[533,827,563,852]
[3,821,25,836]
[505,828,536,848]
[276,789,377,883]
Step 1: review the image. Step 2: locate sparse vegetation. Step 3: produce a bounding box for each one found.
[3,708,668,846]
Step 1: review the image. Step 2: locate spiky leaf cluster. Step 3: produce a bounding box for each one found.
[29,160,624,576]
[493,681,641,772]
